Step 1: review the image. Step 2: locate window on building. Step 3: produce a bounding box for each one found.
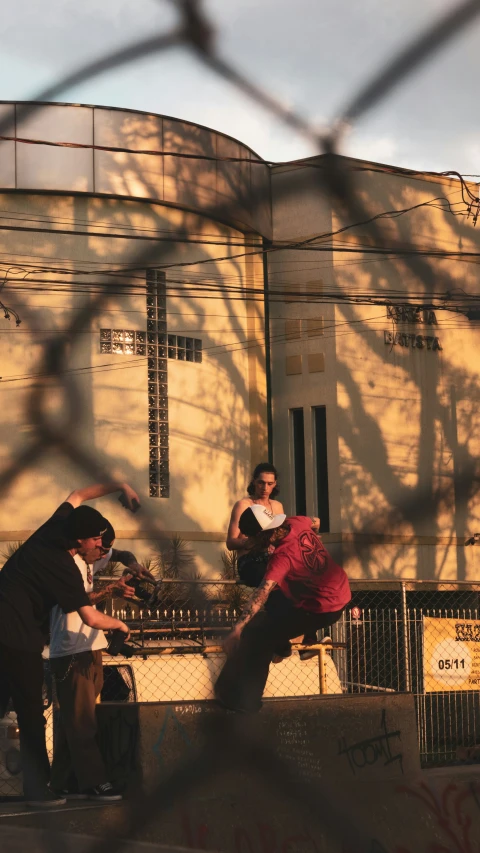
[291,408,306,515]
[100,330,202,363]
[313,406,330,532]
[167,335,202,362]
[100,329,146,355]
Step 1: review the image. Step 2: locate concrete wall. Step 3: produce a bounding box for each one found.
[269,156,480,580]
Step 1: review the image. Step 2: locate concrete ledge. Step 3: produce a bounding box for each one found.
[96,693,420,791]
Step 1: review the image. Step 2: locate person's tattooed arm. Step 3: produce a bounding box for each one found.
[237,579,276,629]
[89,575,136,605]
[223,579,276,656]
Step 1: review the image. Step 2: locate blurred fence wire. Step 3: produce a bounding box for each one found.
[1,0,480,850]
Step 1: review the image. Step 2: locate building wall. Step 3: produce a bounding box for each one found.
[0,101,272,238]
[269,156,480,580]
[0,193,267,575]
[0,102,273,574]
[268,161,340,543]
[3,103,479,582]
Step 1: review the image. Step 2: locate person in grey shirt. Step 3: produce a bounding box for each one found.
[49,521,151,803]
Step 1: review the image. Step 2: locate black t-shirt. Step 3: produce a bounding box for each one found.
[0,502,90,652]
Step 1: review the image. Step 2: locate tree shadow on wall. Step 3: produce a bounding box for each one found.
[332,171,480,580]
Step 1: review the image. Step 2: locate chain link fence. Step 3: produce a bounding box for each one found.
[95,577,480,770]
[99,579,342,704]
[3,576,480,817]
[333,579,480,767]
[4,578,480,797]
[0,1,479,849]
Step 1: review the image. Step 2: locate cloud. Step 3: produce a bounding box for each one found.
[0,0,478,173]
[346,135,398,167]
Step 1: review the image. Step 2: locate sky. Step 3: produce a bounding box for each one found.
[0,0,479,175]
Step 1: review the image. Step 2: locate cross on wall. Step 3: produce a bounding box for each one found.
[99,270,202,498]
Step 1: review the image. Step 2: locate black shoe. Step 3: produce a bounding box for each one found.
[27,790,67,808]
[85,782,122,802]
[299,649,318,661]
[272,643,292,663]
[299,635,332,661]
[55,788,88,800]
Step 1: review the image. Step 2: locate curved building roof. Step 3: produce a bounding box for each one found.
[0,101,272,238]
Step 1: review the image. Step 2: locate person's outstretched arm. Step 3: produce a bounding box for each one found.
[78,605,130,638]
[223,578,277,655]
[65,482,140,510]
[88,575,136,607]
[111,549,155,581]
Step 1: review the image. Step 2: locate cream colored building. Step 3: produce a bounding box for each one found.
[0,102,478,580]
[269,157,480,580]
[0,101,269,575]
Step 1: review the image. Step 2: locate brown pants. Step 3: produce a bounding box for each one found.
[50,650,108,792]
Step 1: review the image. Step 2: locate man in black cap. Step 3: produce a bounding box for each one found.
[0,481,139,807]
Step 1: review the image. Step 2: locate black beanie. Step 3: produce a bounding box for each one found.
[63,506,109,541]
[102,521,115,548]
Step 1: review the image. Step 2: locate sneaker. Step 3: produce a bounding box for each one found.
[27,790,67,808]
[55,788,88,800]
[85,782,122,802]
[299,636,332,661]
[299,649,318,661]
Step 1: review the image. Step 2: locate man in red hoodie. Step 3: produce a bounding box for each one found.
[215,505,351,713]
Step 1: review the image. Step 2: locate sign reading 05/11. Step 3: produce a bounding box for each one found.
[384,304,442,352]
[423,618,480,692]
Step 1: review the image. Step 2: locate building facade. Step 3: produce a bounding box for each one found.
[269,157,480,580]
[0,102,478,580]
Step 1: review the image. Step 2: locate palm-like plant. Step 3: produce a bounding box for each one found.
[138,537,198,611]
[100,559,122,578]
[220,549,249,611]
[152,536,195,578]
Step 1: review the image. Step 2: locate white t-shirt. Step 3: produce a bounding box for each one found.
[48,550,113,658]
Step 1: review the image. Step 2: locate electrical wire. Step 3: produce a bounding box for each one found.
[2,316,477,387]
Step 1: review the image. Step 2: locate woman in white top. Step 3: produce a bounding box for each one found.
[227,463,284,588]
[226,464,318,660]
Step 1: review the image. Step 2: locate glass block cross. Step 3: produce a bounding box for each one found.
[99,271,202,499]
[100,270,202,498]
[146,269,169,498]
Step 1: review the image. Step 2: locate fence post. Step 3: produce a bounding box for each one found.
[400,581,412,692]
[318,647,327,694]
